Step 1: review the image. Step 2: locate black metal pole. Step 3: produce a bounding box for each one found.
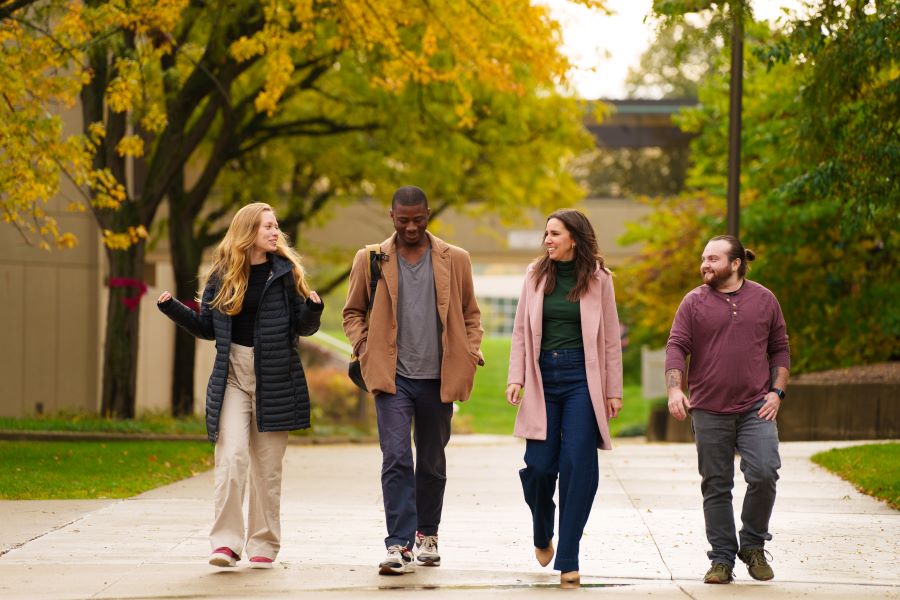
[727,0,743,238]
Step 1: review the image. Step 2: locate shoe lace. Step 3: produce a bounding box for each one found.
[744,549,773,567]
[387,544,410,557]
[419,535,438,553]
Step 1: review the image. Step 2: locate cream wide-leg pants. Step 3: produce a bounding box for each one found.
[209,343,289,560]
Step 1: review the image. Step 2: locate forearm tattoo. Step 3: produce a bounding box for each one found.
[666,369,683,389]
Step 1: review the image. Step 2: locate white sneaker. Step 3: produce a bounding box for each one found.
[414,532,440,567]
[379,544,415,575]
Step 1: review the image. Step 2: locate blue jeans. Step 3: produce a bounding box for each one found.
[520,347,599,573]
[691,400,781,567]
[375,375,452,549]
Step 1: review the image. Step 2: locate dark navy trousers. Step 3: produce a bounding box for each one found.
[520,347,600,573]
[375,375,452,549]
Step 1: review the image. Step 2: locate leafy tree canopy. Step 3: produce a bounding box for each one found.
[619,0,899,372]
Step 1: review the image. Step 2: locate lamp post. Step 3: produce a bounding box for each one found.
[727,0,744,238]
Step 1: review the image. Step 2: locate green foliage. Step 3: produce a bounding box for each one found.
[303,366,375,435]
[625,16,724,99]
[811,443,900,510]
[573,145,692,199]
[744,1,900,371]
[617,192,724,348]
[0,441,212,499]
[620,2,900,372]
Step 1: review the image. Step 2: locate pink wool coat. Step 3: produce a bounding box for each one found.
[507,263,623,450]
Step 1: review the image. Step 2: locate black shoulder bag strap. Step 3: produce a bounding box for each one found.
[364,243,382,313]
[348,244,383,392]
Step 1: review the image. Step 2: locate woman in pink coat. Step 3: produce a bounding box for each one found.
[506,209,624,588]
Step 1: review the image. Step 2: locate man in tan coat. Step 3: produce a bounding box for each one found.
[343,185,484,575]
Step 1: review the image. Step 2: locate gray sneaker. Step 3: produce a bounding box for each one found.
[379,545,415,575]
[738,548,774,581]
[703,562,734,584]
[414,532,440,567]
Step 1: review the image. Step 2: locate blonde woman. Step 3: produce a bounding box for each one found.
[157,202,323,569]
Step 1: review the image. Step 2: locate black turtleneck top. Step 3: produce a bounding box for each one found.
[231,260,271,347]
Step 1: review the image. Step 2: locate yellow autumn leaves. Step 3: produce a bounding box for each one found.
[3,0,608,250]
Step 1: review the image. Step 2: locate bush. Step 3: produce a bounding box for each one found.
[303,367,375,434]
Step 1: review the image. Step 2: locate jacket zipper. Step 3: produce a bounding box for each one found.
[253,267,280,431]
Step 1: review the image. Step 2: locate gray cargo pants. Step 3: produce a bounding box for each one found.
[691,399,781,567]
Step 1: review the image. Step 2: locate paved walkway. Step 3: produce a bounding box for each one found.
[1,437,897,599]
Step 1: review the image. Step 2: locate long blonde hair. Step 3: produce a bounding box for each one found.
[204,202,310,315]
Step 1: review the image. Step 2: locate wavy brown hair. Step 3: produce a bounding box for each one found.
[203,202,310,315]
[531,209,606,301]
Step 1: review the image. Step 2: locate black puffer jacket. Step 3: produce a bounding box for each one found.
[158,254,323,442]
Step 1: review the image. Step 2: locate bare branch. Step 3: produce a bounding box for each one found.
[0,0,40,21]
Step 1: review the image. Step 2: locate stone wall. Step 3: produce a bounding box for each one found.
[646,362,900,442]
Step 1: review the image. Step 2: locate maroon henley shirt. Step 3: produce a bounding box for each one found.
[665,279,790,414]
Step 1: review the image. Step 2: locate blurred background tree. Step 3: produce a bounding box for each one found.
[2,0,606,417]
[618,0,900,373]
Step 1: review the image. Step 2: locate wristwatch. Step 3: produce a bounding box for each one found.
[769,387,785,400]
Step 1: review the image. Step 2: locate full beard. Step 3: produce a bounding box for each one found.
[702,268,733,289]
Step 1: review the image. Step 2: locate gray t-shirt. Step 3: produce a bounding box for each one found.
[396,246,442,379]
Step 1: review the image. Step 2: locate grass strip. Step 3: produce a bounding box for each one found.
[0,412,206,435]
[461,337,656,436]
[0,440,213,500]
[811,443,899,510]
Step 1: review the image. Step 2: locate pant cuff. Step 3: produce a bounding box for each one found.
[554,559,579,572]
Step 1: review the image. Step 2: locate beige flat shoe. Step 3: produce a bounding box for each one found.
[535,541,554,567]
[560,571,580,589]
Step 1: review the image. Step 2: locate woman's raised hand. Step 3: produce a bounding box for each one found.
[308,290,322,304]
[157,291,172,304]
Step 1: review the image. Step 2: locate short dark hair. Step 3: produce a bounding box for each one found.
[709,234,756,277]
[391,185,429,210]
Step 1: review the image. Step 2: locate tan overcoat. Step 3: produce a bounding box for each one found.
[342,232,483,402]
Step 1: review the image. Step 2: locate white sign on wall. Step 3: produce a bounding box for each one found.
[641,346,667,400]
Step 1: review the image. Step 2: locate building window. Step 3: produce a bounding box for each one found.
[479,296,518,337]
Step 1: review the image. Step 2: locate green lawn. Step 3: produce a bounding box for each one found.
[314,331,656,436]
[462,337,657,436]
[811,443,900,510]
[0,441,213,499]
[0,412,206,435]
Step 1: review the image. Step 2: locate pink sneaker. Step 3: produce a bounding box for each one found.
[249,556,274,569]
[209,547,239,567]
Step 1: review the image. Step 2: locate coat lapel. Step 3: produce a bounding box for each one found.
[380,234,399,309]
[429,233,451,326]
[529,274,546,357]
[579,271,603,360]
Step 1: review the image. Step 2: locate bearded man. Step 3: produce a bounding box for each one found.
[665,235,790,584]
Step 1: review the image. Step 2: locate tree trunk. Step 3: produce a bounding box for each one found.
[100,243,146,418]
[169,189,205,417]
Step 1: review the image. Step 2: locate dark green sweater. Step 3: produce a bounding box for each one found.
[541,260,582,350]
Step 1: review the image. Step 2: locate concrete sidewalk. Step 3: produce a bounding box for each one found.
[1,437,897,599]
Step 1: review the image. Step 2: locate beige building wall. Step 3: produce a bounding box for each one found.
[136,258,215,416]
[0,171,102,417]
